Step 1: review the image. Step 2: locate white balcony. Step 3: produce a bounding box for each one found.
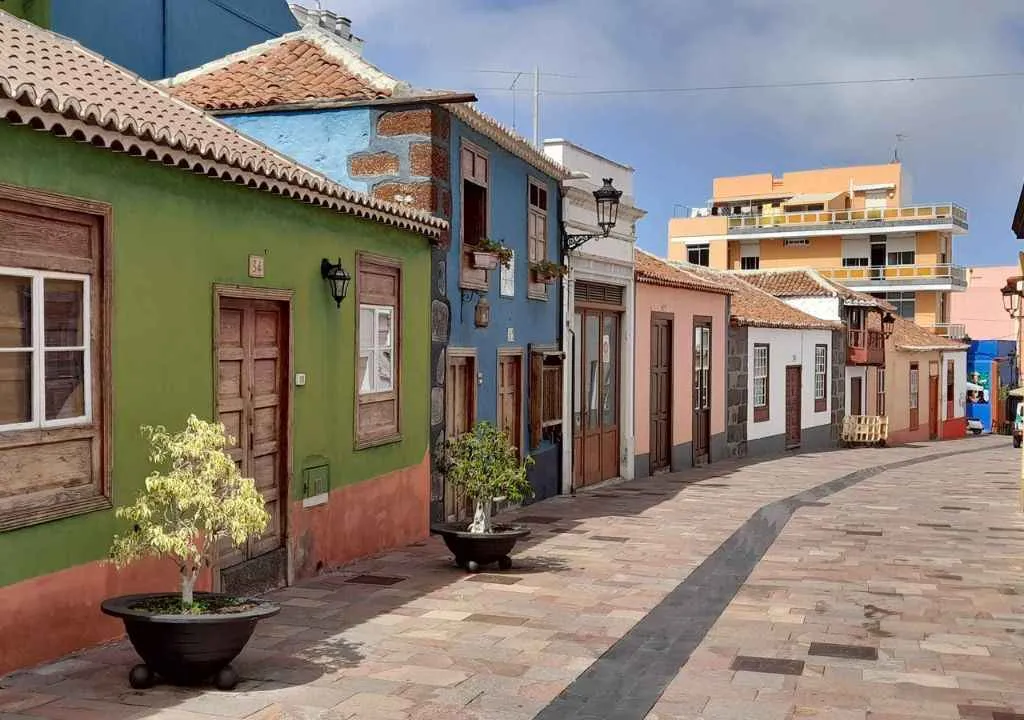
[725,203,968,238]
[817,264,968,293]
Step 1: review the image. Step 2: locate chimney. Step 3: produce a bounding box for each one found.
[336,16,352,39]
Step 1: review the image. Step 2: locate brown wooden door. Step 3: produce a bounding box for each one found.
[573,309,622,485]
[498,354,522,452]
[929,375,940,439]
[444,353,476,520]
[217,297,287,590]
[692,320,711,466]
[785,366,802,449]
[850,377,863,416]
[649,314,672,473]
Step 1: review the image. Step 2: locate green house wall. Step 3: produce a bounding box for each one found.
[0,122,432,588]
[0,0,50,25]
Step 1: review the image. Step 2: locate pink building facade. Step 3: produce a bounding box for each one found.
[949,265,1017,341]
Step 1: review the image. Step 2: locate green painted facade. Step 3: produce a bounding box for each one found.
[0,122,432,588]
[0,0,49,25]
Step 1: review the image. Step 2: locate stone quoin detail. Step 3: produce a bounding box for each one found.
[372,181,437,212]
[348,151,400,177]
[377,108,434,137]
[410,141,449,179]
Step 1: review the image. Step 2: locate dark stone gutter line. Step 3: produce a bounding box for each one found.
[534,444,998,720]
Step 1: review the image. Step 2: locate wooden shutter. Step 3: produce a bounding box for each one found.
[529,350,543,450]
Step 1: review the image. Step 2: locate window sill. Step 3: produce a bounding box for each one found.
[355,432,403,451]
[752,411,770,423]
[0,493,111,533]
[460,278,489,292]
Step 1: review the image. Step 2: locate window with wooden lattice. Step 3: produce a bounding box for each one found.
[529,345,564,449]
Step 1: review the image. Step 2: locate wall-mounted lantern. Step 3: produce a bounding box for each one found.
[320,258,351,308]
[474,297,491,328]
[881,312,896,340]
[562,177,623,253]
[1002,276,1023,318]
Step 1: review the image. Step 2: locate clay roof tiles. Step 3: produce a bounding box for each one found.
[737,268,893,310]
[0,10,446,238]
[891,316,967,352]
[165,28,569,180]
[635,251,732,294]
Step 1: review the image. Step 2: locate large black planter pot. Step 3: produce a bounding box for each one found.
[431,523,530,572]
[101,592,280,690]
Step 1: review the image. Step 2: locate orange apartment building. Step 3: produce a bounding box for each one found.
[668,163,969,340]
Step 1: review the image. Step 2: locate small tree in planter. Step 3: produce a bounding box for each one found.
[431,422,535,572]
[102,415,280,690]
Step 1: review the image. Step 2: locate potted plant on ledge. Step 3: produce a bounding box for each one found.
[431,422,534,572]
[471,237,514,270]
[530,258,566,285]
[102,415,280,691]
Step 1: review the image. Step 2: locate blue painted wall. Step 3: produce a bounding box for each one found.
[49,0,297,78]
[222,110,373,192]
[967,339,1017,432]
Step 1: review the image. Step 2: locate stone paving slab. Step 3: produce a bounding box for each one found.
[1,436,1019,719]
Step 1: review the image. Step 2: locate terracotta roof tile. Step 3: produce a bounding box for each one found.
[678,265,841,330]
[0,11,445,238]
[737,268,892,310]
[165,28,569,180]
[635,251,732,294]
[892,317,967,352]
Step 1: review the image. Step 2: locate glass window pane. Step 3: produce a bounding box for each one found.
[602,314,618,427]
[376,349,393,392]
[573,312,582,429]
[359,306,375,349]
[44,350,85,420]
[584,313,600,429]
[44,278,84,347]
[376,308,392,349]
[0,351,32,424]
[359,351,373,394]
[0,275,32,349]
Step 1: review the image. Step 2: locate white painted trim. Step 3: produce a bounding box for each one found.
[669,234,727,245]
[844,282,965,293]
[302,492,330,508]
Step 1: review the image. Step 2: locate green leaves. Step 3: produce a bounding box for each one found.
[109,415,269,600]
[445,422,534,509]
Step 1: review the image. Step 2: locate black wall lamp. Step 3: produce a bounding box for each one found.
[562,178,623,253]
[882,312,896,340]
[320,258,351,308]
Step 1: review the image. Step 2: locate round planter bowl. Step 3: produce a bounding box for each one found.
[431,523,530,572]
[101,592,280,690]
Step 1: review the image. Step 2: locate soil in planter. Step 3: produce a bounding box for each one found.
[130,596,260,616]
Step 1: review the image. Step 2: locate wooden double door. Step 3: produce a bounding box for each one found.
[574,309,620,486]
[785,366,802,449]
[692,319,712,465]
[216,294,289,593]
[649,314,673,472]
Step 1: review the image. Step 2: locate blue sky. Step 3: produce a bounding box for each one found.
[327,0,1024,267]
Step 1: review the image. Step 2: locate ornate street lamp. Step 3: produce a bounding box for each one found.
[1002,276,1022,318]
[881,312,896,340]
[320,258,351,308]
[562,178,623,253]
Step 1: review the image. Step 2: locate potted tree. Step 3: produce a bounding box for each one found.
[530,258,567,285]
[431,422,534,572]
[471,238,514,270]
[102,415,280,691]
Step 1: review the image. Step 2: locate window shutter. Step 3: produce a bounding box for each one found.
[574,281,624,307]
[529,350,543,449]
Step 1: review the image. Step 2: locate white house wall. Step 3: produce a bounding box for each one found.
[845,366,868,415]
[783,296,842,322]
[746,327,834,456]
[942,350,967,422]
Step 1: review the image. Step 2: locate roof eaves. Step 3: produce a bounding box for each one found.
[448,103,570,180]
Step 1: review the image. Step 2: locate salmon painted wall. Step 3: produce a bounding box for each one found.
[712,164,903,206]
[950,265,1019,341]
[916,292,939,328]
[667,215,728,243]
[756,235,843,270]
[886,350,941,444]
[634,284,728,458]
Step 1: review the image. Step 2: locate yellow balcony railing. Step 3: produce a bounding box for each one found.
[818,264,967,287]
[726,203,968,231]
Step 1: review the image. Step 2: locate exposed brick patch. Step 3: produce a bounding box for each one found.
[373,181,437,213]
[348,151,399,177]
[432,108,451,141]
[377,109,433,137]
[410,142,449,180]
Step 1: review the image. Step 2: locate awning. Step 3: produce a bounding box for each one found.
[782,192,845,207]
[713,191,795,203]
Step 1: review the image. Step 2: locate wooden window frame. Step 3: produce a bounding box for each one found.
[355,253,402,449]
[497,347,525,457]
[814,343,828,413]
[0,183,112,532]
[445,347,478,439]
[527,177,550,301]
[909,362,920,430]
[945,359,955,418]
[459,139,490,291]
[753,343,770,422]
[876,367,886,416]
[529,343,564,451]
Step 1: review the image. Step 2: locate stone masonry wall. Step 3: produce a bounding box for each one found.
[726,322,749,458]
[831,328,846,444]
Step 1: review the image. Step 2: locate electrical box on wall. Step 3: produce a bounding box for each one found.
[301,459,330,507]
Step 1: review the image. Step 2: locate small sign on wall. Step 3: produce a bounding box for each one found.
[248,254,265,278]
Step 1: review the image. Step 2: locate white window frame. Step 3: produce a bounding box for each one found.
[358,303,395,396]
[814,345,827,401]
[0,266,91,432]
[909,366,919,409]
[753,344,769,408]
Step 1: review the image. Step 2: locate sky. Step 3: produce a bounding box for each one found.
[324,0,1024,268]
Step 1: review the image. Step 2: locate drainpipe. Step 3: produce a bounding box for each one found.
[161,0,168,78]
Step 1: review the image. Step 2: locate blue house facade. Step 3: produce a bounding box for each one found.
[2,0,297,78]
[967,339,1017,433]
[167,28,568,520]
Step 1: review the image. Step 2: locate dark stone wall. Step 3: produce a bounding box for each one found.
[726,324,749,458]
[831,329,846,444]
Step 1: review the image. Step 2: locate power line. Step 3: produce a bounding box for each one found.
[469,70,1024,97]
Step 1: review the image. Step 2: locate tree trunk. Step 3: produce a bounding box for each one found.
[468,498,493,534]
[181,568,198,606]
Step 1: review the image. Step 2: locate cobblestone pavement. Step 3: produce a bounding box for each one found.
[2,436,1021,720]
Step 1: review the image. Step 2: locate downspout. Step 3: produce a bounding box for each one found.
[161,0,168,78]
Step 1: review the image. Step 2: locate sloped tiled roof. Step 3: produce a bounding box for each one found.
[892,317,967,352]
[737,268,890,309]
[165,28,569,180]
[635,251,732,294]
[0,10,446,239]
[676,264,841,330]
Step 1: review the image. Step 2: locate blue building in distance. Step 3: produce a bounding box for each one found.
[166,26,569,520]
[966,339,1017,433]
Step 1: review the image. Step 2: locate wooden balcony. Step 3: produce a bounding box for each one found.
[848,329,885,366]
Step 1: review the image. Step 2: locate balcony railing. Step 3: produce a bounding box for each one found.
[848,329,885,366]
[930,323,968,340]
[726,203,968,232]
[818,264,967,288]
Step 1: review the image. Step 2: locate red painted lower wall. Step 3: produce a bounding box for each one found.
[941,417,967,440]
[888,425,930,445]
[0,557,211,676]
[289,451,430,580]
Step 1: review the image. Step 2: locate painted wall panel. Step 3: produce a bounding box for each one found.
[784,296,841,322]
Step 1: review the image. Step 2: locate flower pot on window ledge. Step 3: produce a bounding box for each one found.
[531,270,556,285]
[471,251,500,270]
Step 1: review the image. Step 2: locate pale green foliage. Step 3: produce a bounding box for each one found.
[446,422,534,515]
[110,415,268,603]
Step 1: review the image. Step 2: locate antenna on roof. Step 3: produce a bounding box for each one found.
[892,133,907,163]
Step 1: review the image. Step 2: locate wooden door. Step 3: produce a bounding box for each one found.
[497,354,522,452]
[850,377,863,416]
[785,366,802,449]
[217,296,287,590]
[649,314,672,473]
[929,375,940,439]
[692,320,712,466]
[444,353,475,520]
[574,309,622,485]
